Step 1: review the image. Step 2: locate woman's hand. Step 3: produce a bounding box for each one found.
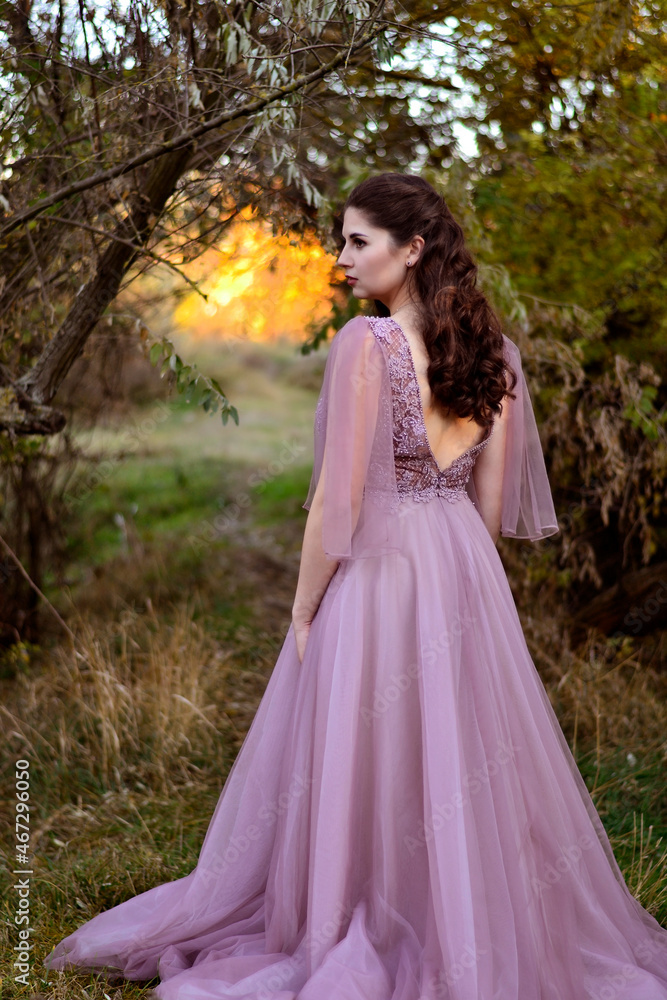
[292,616,313,664]
[291,492,340,665]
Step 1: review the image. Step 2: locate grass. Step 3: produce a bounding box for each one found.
[1,335,666,998]
[56,333,320,580]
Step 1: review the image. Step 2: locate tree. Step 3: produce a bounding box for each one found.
[366,0,667,634]
[2,0,665,641]
[0,0,476,638]
[0,0,401,433]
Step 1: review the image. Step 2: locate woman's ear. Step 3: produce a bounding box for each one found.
[410,234,425,263]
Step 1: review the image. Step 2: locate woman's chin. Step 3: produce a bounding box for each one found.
[348,286,380,303]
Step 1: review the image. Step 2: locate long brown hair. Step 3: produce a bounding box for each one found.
[342,173,516,428]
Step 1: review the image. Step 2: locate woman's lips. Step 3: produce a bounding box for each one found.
[346,276,358,285]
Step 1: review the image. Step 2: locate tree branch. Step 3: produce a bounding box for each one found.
[16,143,195,404]
[44,214,209,299]
[0,384,66,435]
[0,532,75,641]
[0,11,386,238]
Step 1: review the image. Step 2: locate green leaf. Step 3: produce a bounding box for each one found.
[177,365,192,389]
[375,30,396,65]
[638,385,657,414]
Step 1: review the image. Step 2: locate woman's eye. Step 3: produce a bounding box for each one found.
[354,239,366,248]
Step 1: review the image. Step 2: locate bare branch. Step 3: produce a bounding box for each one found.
[1,9,386,238]
[44,214,210,299]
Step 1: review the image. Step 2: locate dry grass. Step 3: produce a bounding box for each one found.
[520,605,667,919]
[0,599,282,1000]
[2,605,236,798]
[615,814,667,919]
[526,617,667,753]
[1,598,667,997]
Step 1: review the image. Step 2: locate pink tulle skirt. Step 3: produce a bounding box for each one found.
[44,493,667,998]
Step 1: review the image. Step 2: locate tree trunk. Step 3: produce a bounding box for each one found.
[571,560,667,640]
[17,145,193,406]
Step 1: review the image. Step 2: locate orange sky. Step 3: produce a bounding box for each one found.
[174,209,343,342]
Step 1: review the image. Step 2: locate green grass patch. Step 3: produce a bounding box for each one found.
[250,462,313,527]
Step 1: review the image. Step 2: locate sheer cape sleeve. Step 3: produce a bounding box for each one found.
[303,321,558,553]
[302,315,400,560]
[493,334,559,541]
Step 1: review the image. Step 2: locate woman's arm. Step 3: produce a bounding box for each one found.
[292,319,386,661]
[292,454,341,662]
[469,398,510,544]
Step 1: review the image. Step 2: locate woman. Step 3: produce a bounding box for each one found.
[45,174,667,999]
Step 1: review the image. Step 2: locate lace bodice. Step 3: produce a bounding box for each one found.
[367,316,493,504]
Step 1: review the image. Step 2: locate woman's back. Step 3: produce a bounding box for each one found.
[389,313,490,472]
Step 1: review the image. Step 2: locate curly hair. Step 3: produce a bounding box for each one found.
[341,173,516,428]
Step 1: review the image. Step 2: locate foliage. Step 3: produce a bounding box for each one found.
[147,334,239,425]
[444,156,667,615]
[0,0,465,427]
[0,431,75,643]
[382,4,667,628]
[2,0,667,639]
[516,309,667,603]
[0,0,405,634]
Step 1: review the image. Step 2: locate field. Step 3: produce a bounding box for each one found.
[1,336,666,1000]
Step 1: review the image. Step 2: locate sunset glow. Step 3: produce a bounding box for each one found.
[174,209,342,342]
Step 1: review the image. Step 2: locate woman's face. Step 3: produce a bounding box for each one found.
[337,207,412,308]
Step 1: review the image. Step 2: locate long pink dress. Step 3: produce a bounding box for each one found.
[44,315,667,999]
